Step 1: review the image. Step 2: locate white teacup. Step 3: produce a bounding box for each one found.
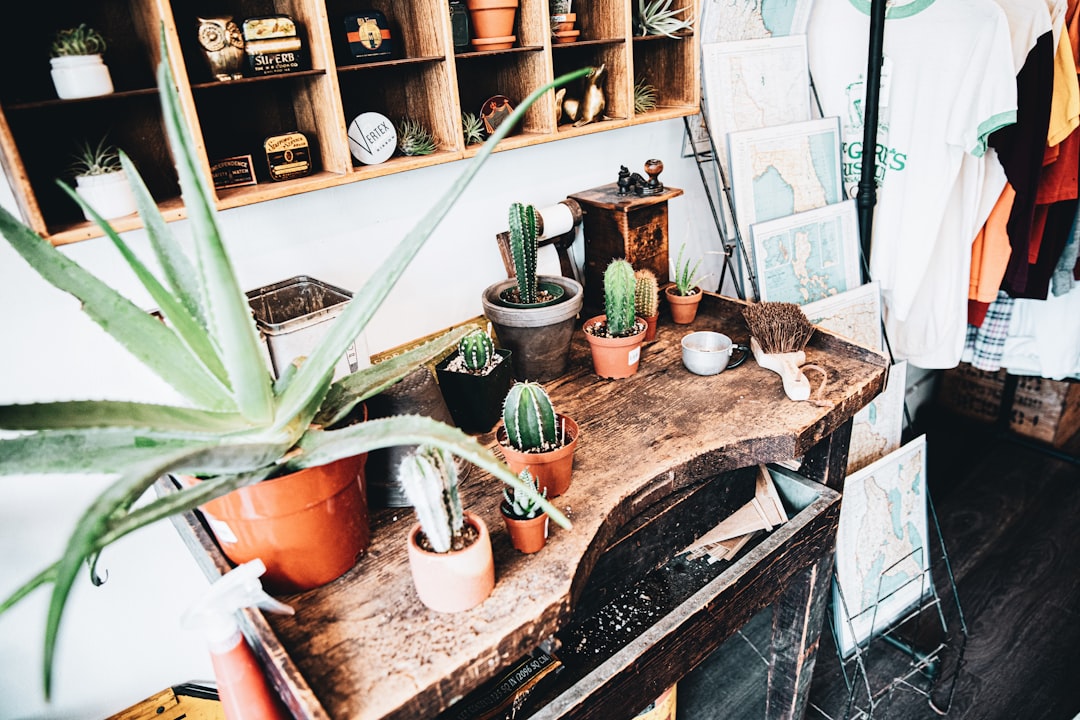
[681,331,749,376]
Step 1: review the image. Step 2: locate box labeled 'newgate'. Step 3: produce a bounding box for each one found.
[246,276,369,381]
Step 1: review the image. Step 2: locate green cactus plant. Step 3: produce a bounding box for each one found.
[502,469,546,519]
[635,268,659,318]
[459,328,496,373]
[399,445,464,553]
[603,259,638,337]
[502,381,559,452]
[508,201,540,304]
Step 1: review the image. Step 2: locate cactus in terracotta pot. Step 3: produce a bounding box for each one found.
[635,268,659,319]
[399,445,465,552]
[603,259,638,338]
[502,380,559,452]
[502,468,546,520]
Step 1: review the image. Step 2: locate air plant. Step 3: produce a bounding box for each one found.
[462,111,485,145]
[635,0,694,37]
[396,118,437,156]
[634,78,658,114]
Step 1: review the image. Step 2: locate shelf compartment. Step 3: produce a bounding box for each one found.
[631,33,698,118]
[456,50,554,139]
[552,42,631,129]
[325,0,449,67]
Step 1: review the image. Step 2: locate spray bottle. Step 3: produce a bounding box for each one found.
[183,558,295,720]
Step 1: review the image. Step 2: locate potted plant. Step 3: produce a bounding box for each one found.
[0,32,588,697]
[501,469,549,553]
[496,381,578,498]
[481,202,584,382]
[67,137,138,222]
[583,259,647,379]
[435,327,514,434]
[635,267,660,342]
[665,243,705,324]
[400,445,495,612]
[50,24,114,99]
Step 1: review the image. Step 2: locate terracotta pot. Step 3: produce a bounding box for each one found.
[407,511,495,612]
[496,414,579,498]
[551,12,576,31]
[552,29,580,43]
[471,34,516,50]
[643,312,659,342]
[501,507,549,553]
[582,315,646,379]
[186,453,370,594]
[665,286,704,324]
[467,0,519,40]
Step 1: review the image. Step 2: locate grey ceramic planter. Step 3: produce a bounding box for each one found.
[481,275,584,382]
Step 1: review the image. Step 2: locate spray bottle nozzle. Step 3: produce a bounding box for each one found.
[183,559,294,651]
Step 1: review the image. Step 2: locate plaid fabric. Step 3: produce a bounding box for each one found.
[965,291,1015,371]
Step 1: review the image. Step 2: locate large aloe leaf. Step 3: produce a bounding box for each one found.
[0,400,249,434]
[0,206,235,411]
[274,66,595,431]
[156,31,272,424]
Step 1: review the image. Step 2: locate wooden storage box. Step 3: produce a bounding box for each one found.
[937,363,1080,447]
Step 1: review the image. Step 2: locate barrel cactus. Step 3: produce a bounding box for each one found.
[509,201,539,304]
[634,268,659,318]
[604,259,638,337]
[459,329,496,373]
[398,445,463,553]
[502,381,559,452]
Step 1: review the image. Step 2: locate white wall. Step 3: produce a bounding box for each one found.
[0,118,725,718]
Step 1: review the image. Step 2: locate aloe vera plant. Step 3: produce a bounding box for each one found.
[0,28,589,698]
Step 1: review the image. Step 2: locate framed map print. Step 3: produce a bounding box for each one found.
[727,117,843,288]
[699,0,816,43]
[801,280,882,351]
[832,435,931,658]
[702,35,812,168]
[750,199,860,304]
[847,360,907,475]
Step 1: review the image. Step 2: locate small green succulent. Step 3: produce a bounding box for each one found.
[51,24,107,57]
[396,118,437,156]
[68,137,123,177]
[636,0,694,37]
[462,112,485,146]
[634,79,658,114]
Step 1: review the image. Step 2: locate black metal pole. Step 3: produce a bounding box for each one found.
[857,0,888,283]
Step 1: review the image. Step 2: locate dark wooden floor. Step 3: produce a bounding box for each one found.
[676,404,1080,720]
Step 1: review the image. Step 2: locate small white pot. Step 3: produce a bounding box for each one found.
[50,55,114,99]
[74,171,137,222]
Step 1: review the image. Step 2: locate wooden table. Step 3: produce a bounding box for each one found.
[168,292,888,720]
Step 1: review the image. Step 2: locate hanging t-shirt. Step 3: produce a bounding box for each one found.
[808,0,1017,367]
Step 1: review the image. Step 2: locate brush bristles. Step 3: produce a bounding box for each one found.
[742,302,814,354]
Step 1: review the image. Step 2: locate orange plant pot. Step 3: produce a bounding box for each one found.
[501,509,549,553]
[496,414,579,498]
[665,286,704,324]
[467,0,519,40]
[643,312,659,342]
[407,511,495,612]
[187,454,370,594]
[583,315,646,379]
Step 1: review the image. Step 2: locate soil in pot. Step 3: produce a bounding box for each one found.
[583,315,647,379]
[496,413,579,498]
[407,511,495,612]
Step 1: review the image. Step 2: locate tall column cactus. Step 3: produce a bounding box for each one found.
[509,201,539,304]
[459,328,495,373]
[634,268,659,318]
[502,381,558,452]
[398,445,463,553]
[604,259,638,337]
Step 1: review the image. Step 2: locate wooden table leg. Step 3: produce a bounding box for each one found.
[765,553,836,720]
[798,418,853,491]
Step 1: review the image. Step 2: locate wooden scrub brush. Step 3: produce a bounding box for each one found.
[742,302,815,401]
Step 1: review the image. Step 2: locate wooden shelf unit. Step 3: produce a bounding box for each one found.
[0,0,700,245]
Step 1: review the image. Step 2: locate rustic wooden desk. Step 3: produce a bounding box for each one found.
[168,292,888,720]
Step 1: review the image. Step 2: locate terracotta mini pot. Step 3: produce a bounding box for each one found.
[407,511,495,612]
[501,508,549,553]
[583,315,646,379]
[643,312,659,342]
[471,34,516,50]
[186,453,370,594]
[665,286,704,324]
[467,0,519,40]
[497,414,579,498]
[552,29,580,43]
[551,12,576,31]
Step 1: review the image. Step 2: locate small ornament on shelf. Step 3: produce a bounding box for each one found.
[242,15,307,76]
[344,11,394,62]
[196,16,245,81]
[263,131,312,181]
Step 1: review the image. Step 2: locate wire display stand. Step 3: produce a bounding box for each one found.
[809,491,968,720]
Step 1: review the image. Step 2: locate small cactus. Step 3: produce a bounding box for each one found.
[604,259,638,337]
[508,202,540,304]
[634,268,659,319]
[502,469,546,519]
[398,445,463,553]
[502,381,558,452]
[459,329,495,373]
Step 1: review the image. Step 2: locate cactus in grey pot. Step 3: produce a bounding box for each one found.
[502,381,559,452]
[604,258,638,337]
[459,328,496,374]
[399,445,464,553]
[502,469,547,519]
[509,201,539,304]
[635,268,659,319]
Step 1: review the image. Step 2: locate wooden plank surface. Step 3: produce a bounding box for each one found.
[168,292,887,720]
